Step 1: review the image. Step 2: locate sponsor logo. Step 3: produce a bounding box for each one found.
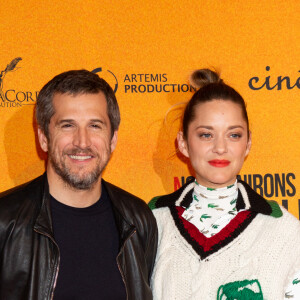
[248,66,300,90]
[0,57,38,108]
[237,173,296,198]
[123,73,196,93]
[92,67,118,93]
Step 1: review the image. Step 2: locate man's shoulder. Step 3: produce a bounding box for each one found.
[103,180,148,209]
[0,175,45,210]
[103,180,156,223]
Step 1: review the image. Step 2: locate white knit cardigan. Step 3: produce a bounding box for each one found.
[150,180,300,299]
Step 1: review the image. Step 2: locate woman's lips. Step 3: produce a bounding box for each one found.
[208,160,230,167]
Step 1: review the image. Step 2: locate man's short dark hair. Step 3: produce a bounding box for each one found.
[36,69,120,138]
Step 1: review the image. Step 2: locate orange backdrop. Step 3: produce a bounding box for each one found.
[0,0,299,218]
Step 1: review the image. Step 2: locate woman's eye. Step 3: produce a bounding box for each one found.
[230,133,242,139]
[199,133,212,139]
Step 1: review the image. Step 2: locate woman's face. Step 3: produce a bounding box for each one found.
[178,100,251,188]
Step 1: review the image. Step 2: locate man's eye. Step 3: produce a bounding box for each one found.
[91,124,101,129]
[61,124,73,128]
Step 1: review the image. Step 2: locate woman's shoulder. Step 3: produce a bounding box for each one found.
[148,179,195,210]
[238,179,300,231]
[278,206,300,231]
[237,179,283,218]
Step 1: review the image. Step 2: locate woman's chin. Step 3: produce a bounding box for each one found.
[196,176,236,188]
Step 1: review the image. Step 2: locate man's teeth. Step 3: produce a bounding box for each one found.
[69,155,92,160]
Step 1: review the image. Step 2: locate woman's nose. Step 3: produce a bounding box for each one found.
[212,137,227,154]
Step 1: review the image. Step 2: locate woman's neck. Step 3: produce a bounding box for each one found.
[193,180,238,202]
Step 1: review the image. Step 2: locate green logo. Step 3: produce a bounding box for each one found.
[217,279,263,300]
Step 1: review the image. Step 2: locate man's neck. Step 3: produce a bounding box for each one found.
[46,169,102,208]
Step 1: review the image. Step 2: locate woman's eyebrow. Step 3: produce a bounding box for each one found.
[195,125,245,130]
[195,125,214,130]
[228,125,245,130]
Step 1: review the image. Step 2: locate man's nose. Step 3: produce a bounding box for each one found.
[73,128,92,149]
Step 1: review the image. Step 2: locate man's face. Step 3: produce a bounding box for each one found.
[38,92,117,190]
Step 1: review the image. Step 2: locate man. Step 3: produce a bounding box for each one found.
[0,70,157,299]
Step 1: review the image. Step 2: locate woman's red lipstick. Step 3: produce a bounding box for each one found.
[208,160,230,167]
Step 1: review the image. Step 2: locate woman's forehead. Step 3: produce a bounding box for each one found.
[193,100,245,120]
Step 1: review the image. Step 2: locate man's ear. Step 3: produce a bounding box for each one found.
[38,127,48,152]
[110,131,118,153]
[245,130,252,157]
[177,131,189,158]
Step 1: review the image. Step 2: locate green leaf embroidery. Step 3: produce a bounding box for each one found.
[293,278,300,285]
[207,187,215,191]
[200,214,211,222]
[227,184,234,189]
[230,199,237,205]
[228,211,236,215]
[193,195,199,201]
[208,203,219,208]
[212,224,219,229]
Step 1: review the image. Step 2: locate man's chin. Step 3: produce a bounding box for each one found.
[61,174,100,190]
[54,166,102,190]
[49,157,106,190]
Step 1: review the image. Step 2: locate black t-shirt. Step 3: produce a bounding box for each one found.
[50,184,126,300]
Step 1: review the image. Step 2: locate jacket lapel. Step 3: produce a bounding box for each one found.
[33,173,54,238]
[103,180,136,247]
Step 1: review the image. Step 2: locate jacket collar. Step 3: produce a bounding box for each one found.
[33,174,136,244]
[151,178,282,218]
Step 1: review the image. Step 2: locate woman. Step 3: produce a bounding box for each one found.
[149,69,300,299]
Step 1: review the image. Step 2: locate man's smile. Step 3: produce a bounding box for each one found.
[69,154,93,161]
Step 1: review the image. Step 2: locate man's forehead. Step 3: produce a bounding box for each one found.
[52,92,106,107]
[51,92,108,120]
[52,91,106,102]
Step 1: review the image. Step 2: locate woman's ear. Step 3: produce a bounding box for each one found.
[245,130,252,157]
[177,131,189,158]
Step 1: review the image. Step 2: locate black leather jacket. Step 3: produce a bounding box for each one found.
[0,174,158,300]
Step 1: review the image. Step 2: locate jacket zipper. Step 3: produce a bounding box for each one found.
[34,228,60,300]
[116,229,136,300]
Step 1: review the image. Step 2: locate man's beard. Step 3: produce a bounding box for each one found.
[48,146,110,190]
